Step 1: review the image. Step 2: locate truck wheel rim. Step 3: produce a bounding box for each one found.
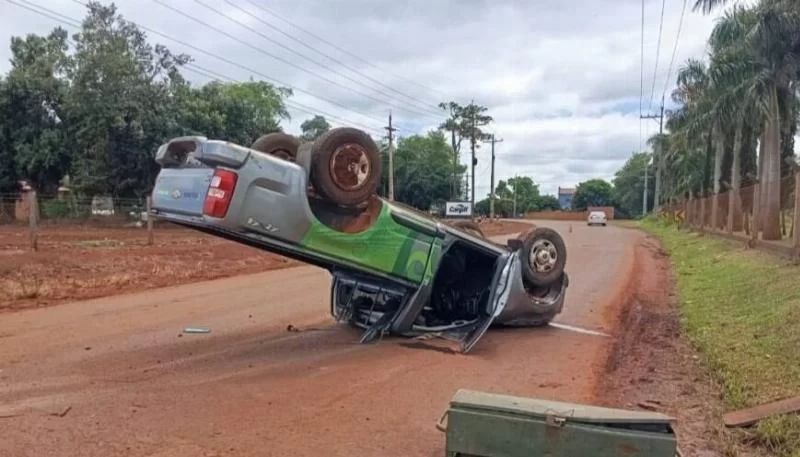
[329,143,370,191]
[529,239,557,273]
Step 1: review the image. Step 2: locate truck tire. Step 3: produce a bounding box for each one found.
[251,133,300,162]
[521,227,567,287]
[310,127,381,207]
[450,220,485,238]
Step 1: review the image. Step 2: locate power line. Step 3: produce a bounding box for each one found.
[149,0,427,127]
[4,0,80,27]
[648,0,667,112]
[241,0,451,102]
[50,0,413,132]
[661,0,688,104]
[640,0,645,155]
[182,0,442,119]
[183,64,385,136]
[216,0,444,116]
[6,0,394,135]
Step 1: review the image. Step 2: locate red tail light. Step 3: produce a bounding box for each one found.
[203,169,238,218]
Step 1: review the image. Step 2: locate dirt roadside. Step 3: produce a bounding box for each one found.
[0,219,530,313]
[596,233,745,457]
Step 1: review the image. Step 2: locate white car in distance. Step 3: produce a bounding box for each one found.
[587,210,607,226]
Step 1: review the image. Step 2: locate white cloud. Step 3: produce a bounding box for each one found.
[0,0,725,197]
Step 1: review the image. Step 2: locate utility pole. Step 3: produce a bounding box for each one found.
[469,99,477,209]
[385,111,397,201]
[643,161,649,215]
[512,174,518,218]
[641,102,664,214]
[482,134,503,218]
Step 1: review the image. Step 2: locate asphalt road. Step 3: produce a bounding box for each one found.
[0,220,641,457]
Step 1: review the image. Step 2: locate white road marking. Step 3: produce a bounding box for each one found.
[548,322,610,337]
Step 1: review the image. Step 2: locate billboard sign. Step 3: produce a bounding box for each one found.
[445,201,473,217]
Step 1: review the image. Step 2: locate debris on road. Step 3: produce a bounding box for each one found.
[548,322,610,337]
[286,324,332,333]
[182,327,211,334]
[51,406,72,418]
[440,389,677,456]
[723,396,800,428]
[637,400,663,411]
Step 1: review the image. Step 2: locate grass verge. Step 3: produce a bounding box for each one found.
[640,217,800,457]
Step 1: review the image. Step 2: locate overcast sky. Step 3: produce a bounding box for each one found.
[0,0,727,198]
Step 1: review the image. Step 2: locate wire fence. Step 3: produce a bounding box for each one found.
[0,193,150,226]
[659,170,800,258]
[0,192,167,251]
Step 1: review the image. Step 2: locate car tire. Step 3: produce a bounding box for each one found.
[310,127,381,207]
[450,220,485,238]
[521,227,567,287]
[251,132,300,162]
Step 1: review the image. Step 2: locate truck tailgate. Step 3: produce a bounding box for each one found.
[152,168,214,217]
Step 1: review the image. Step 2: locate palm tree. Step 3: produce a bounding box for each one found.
[707,16,759,232]
[695,0,800,240]
[672,59,715,196]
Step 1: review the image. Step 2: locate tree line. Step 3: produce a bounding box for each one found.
[613,0,799,239]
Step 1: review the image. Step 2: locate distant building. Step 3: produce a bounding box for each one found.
[557,187,575,210]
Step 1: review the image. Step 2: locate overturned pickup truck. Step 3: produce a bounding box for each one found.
[149,127,569,353]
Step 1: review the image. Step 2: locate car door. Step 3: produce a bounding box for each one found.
[458,250,516,353]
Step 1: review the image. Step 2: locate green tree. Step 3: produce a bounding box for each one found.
[612,152,655,217]
[572,179,614,210]
[437,101,493,200]
[380,130,465,210]
[3,28,71,194]
[65,1,192,198]
[299,115,330,141]
[537,195,561,211]
[475,176,557,217]
[0,78,18,195]
[658,0,800,240]
[438,101,467,199]
[182,80,291,146]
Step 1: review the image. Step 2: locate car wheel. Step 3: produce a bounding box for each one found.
[251,132,300,162]
[450,220,485,238]
[521,227,567,287]
[310,127,381,207]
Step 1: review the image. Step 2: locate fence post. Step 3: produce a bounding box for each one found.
[28,190,38,251]
[683,196,690,229]
[700,196,706,232]
[726,190,734,234]
[752,183,761,243]
[793,172,800,260]
[146,196,154,246]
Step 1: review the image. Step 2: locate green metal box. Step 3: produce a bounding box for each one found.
[440,389,677,457]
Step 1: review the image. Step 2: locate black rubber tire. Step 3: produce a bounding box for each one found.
[310,127,381,207]
[251,133,300,162]
[521,227,567,287]
[450,220,485,238]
